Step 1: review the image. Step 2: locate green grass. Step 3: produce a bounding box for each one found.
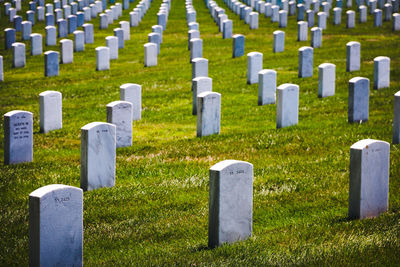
[1,0,400,265]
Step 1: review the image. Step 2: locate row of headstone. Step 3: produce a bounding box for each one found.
[27,137,393,265]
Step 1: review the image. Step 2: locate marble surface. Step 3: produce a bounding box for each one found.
[144,42,157,67]
[197,92,221,137]
[106,36,118,60]
[310,27,322,48]
[30,33,42,56]
[39,90,62,133]
[192,77,212,115]
[373,56,390,89]
[346,41,360,72]
[247,52,263,84]
[190,38,202,62]
[29,184,83,266]
[273,30,285,53]
[107,101,133,148]
[12,42,25,68]
[298,46,313,78]
[45,26,56,46]
[349,139,390,219]
[60,39,73,64]
[45,51,59,77]
[258,69,277,105]
[233,34,244,58]
[81,122,116,191]
[4,110,33,164]
[120,83,142,120]
[277,83,299,128]
[297,21,308,41]
[318,63,336,98]
[192,58,208,79]
[74,30,85,52]
[96,46,110,71]
[348,77,369,123]
[209,160,253,248]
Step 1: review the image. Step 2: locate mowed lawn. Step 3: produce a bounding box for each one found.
[1,0,400,264]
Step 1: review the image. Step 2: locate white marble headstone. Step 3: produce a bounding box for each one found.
[39,91,62,133]
[107,101,133,148]
[197,92,221,137]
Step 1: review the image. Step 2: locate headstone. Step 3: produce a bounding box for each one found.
[12,42,25,68]
[249,11,259,29]
[289,1,296,15]
[384,3,393,21]
[37,6,45,21]
[271,5,279,22]
[393,91,400,143]
[233,34,245,58]
[44,51,59,77]
[83,23,94,44]
[9,8,16,22]
[197,92,221,137]
[4,110,33,164]
[374,9,383,26]
[119,21,130,40]
[60,39,73,64]
[317,11,327,29]
[114,28,124,49]
[129,11,139,26]
[83,7,91,21]
[218,14,228,32]
[318,63,335,97]
[76,12,84,26]
[276,83,299,128]
[298,46,313,77]
[394,13,400,30]
[55,9,63,21]
[64,5,71,17]
[279,10,288,27]
[96,46,110,71]
[158,12,167,30]
[297,3,305,20]
[208,160,253,248]
[265,3,272,16]
[346,10,355,28]
[29,184,83,266]
[322,2,330,16]
[346,41,361,72]
[100,13,108,29]
[348,77,369,123]
[30,33,42,56]
[373,56,390,89]
[45,26,57,46]
[73,30,84,52]
[192,77,212,115]
[57,19,68,38]
[258,69,277,105]
[106,36,118,60]
[107,101,133,148]
[359,5,367,22]
[39,91,62,133]
[22,21,32,41]
[297,21,308,41]
[192,58,208,79]
[310,27,322,48]
[247,52,263,84]
[106,9,113,24]
[80,122,116,191]
[190,38,202,62]
[188,29,200,50]
[333,7,342,24]
[5,28,16,49]
[222,19,232,39]
[26,10,35,25]
[188,22,199,31]
[148,32,161,55]
[14,15,22,32]
[120,83,142,120]
[144,43,157,67]
[349,139,390,219]
[46,13,55,26]
[273,30,285,52]
[370,0,377,13]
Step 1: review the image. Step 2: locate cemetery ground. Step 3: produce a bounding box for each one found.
[1,0,400,264]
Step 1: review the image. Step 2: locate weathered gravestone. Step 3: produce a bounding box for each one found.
[107,101,133,148]
[44,51,59,77]
[349,139,390,219]
[4,110,33,164]
[373,56,390,89]
[12,42,25,68]
[106,36,118,60]
[299,46,313,77]
[233,34,245,58]
[96,46,110,71]
[197,92,221,137]
[277,84,299,128]
[348,77,369,123]
[258,69,277,105]
[144,42,157,67]
[393,91,400,144]
[346,41,360,72]
[60,39,73,64]
[318,63,335,97]
[192,77,212,115]
[120,83,142,120]
[29,184,83,267]
[39,91,62,133]
[81,122,116,191]
[208,160,253,248]
[247,52,263,84]
[30,33,42,56]
[192,58,208,79]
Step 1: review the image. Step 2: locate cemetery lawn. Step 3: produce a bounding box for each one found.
[1,0,400,265]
